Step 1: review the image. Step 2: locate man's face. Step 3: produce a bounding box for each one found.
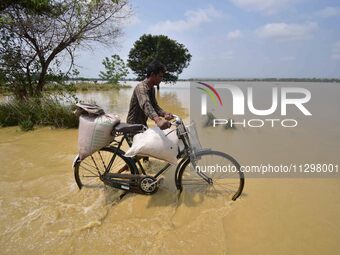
[152,71,164,85]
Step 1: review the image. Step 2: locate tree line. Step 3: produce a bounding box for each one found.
[0,0,192,99]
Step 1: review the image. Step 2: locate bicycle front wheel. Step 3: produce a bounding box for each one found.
[177,150,244,201]
[74,147,137,189]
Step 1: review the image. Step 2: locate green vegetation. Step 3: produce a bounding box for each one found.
[99,55,129,84]
[0,0,52,13]
[71,82,131,91]
[45,82,131,92]
[0,1,134,131]
[1,0,130,98]
[0,96,78,131]
[0,81,132,131]
[0,85,11,96]
[128,34,192,82]
[0,82,131,95]
[0,3,194,131]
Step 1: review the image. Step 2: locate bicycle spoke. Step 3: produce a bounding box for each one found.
[79,165,99,176]
[75,147,135,189]
[179,151,244,200]
[98,151,108,171]
[81,161,101,171]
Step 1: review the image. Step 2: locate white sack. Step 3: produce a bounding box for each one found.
[165,129,185,153]
[78,113,120,160]
[124,127,179,165]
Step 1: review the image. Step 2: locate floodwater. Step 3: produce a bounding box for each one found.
[0,82,340,255]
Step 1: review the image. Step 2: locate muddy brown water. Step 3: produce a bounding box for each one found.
[0,82,339,255]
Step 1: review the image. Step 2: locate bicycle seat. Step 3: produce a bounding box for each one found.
[114,123,146,134]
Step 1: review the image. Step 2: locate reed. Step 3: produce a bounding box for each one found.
[0,96,78,131]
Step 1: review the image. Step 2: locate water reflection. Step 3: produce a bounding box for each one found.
[155,90,188,120]
[76,83,189,122]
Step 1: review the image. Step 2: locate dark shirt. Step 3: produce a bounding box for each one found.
[126,80,166,126]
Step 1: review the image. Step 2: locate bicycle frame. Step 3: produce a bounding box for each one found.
[102,116,212,186]
[106,131,184,179]
[73,115,244,200]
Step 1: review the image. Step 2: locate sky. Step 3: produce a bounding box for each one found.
[75,0,340,79]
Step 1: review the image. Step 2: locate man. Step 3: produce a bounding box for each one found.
[117,60,173,171]
[126,60,173,129]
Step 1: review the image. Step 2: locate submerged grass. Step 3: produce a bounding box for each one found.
[0,82,131,96]
[0,81,130,131]
[0,96,78,131]
[74,82,131,91]
[44,82,131,92]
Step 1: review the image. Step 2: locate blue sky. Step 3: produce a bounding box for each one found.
[76,0,340,79]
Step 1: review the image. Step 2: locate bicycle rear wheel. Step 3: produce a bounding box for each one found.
[177,150,244,201]
[74,147,137,189]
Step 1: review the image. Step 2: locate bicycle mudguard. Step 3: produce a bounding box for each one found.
[174,148,212,190]
[174,157,188,189]
[72,154,80,169]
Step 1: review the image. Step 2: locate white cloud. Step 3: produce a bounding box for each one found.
[257,22,318,41]
[230,0,297,14]
[331,41,340,60]
[316,6,340,18]
[227,30,243,40]
[149,5,222,33]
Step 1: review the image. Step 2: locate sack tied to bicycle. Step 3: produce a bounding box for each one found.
[72,61,244,201]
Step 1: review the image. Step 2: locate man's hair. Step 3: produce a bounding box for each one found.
[146,60,166,78]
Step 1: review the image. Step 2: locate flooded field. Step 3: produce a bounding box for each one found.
[0,81,340,255]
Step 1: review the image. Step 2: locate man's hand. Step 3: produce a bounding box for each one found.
[164,112,174,121]
[154,116,171,130]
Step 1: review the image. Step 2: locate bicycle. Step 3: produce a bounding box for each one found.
[73,115,245,201]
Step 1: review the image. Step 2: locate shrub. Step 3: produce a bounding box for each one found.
[0,96,78,131]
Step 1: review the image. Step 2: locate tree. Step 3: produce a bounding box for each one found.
[127,34,192,83]
[0,69,5,86]
[0,0,52,13]
[99,54,128,84]
[0,0,131,98]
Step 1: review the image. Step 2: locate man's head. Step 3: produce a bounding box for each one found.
[146,60,166,85]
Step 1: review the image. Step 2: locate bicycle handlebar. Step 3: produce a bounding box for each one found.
[170,114,182,126]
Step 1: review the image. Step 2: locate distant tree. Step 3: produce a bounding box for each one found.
[0,0,131,99]
[127,34,192,83]
[99,54,128,84]
[0,0,51,12]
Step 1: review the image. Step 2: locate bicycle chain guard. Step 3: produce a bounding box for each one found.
[100,173,159,195]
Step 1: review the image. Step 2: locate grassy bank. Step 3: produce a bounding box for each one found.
[0,97,78,131]
[0,82,131,96]
[71,82,131,91]
[44,82,131,93]
[0,82,128,131]
[0,86,11,96]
